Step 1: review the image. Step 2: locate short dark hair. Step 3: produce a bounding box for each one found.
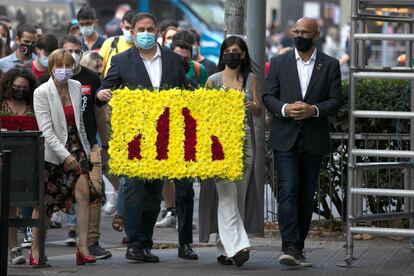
[159,19,179,33]
[171,40,192,52]
[172,30,195,46]
[122,10,137,24]
[58,35,81,48]
[189,29,201,44]
[0,67,36,105]
[76,6,97,21]
[131,13,157,29]
[36,34,58,54]
[16,24,37,38]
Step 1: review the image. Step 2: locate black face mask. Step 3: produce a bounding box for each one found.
[11,88,29,101]
[18,43,35,57]
[183,60,190,74]
[294,36,314,53]
[223,52,242,69]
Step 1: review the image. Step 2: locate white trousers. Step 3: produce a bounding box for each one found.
[215,180,250,258]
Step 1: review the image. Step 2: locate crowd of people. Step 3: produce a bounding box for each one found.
[1,4,343,269]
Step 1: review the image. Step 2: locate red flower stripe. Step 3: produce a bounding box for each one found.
[0,115,38,131]
[128,134,142,160]
[211,135,224,161]
[156,107,170,160]
[182,107,197,161]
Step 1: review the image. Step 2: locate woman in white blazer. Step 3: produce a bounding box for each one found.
[32,49,96,266]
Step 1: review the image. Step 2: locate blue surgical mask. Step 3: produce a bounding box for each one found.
[135,32,156,50]
[80,25,95,37]
[38,54,48,67]
[123,29,133,43]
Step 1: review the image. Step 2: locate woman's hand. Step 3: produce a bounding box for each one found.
[63,155,81,173]
[245,101,258,110]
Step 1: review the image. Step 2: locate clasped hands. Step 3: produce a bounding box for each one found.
[285,101,315,120]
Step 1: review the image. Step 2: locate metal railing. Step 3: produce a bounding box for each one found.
[265,133,413,230]
[346,0,414,268]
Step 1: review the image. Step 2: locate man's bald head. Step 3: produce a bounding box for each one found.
[295,18,318,33]
[291,17,320,40]
[291,17,320,53]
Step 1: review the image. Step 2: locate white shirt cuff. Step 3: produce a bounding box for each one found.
[312,105,319,117]
[281,103,288,117]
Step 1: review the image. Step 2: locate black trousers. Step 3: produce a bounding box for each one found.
[175,178,194,245]
[123,177,163,249]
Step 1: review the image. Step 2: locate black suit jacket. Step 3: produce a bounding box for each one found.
[263,49,342,154]
[97,44,186,106]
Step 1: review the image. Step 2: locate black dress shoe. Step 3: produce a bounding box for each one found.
[142,248,160,262]
[232,248,249,267]
[178,244,198,260]
[125,247,159,262]
[126,246,142,261]
[217,255,233,265]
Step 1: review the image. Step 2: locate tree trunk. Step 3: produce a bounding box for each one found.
[224,0,245,36]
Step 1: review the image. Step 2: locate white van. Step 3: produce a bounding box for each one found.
[0,0,87,36]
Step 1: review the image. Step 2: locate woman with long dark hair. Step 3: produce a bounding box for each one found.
[0,22,12,58]
[199,36,261,267]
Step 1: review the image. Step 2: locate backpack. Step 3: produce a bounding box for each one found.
[101,36,120,79]
[193,61,201,83]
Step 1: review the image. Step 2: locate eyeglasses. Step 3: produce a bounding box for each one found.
[292,29,315,38]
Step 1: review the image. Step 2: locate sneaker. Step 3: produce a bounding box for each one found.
[279,248,300,266]
[49,212,62,228]
[160,208,168,219]
[103,191,118,215]
[298,252,312,267]
[155,211,176,228]
[10,247,26,265]
[21,227,32,248]
[65,230,77,246]
[88,242,112,259]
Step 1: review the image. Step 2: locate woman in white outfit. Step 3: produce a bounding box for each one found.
[202,36,261,266]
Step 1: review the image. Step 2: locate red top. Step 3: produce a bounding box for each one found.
[63,105,75,126]
[31,62,46,79]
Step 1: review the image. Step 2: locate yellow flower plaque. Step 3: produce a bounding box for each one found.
[108,88,245,180]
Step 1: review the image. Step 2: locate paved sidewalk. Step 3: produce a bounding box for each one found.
[6,183,414,275]
[7,214,414,276]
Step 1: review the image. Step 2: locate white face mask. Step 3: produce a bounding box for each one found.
[123,29,133,43]
[80,24,95,37]
[71,52,81,69]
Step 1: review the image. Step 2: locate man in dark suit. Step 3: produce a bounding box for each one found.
[96,13,187,263]
[263,18,342,267]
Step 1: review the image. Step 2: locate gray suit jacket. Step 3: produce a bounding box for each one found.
[263,50,343,154]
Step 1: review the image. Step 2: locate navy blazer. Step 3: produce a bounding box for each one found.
[97,44,186,106]
[263,49,343,154]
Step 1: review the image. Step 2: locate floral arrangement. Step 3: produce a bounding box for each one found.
[108,87,245,180]
[0,114,38,131]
